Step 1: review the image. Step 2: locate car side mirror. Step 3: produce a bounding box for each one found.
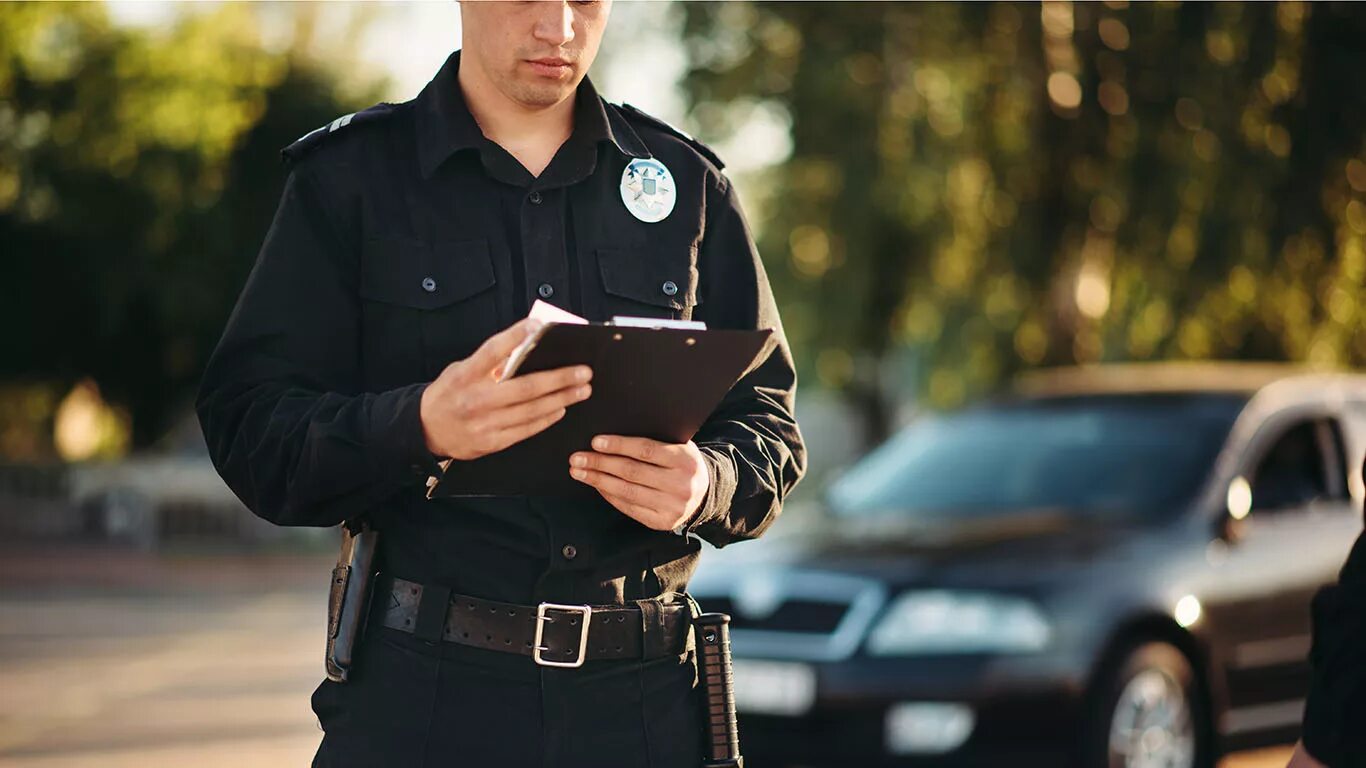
[1217,475,1252,543]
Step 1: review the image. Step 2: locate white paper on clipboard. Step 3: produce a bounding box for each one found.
[498,300,589,381]
[497,300,709,380]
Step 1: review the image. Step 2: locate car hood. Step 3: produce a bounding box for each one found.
[781,509,1155,591]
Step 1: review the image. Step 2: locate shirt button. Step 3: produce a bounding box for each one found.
[421,276,437,293]
[661,280,678,296]
[538,283,554,299]
[528,190,543,205]
[561,544,577,560]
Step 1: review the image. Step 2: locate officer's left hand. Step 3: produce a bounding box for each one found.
[569,435,709,531]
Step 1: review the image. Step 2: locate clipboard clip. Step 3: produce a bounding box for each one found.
[608,316,707,331]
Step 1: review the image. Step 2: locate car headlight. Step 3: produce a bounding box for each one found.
[866,590,1052,655]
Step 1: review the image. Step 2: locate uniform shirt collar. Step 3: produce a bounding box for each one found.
[415,48,649,180]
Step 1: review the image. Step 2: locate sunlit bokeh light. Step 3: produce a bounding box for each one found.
[1174,595,1202,628]
[1046,72,1082,110]
[1227,476,1252,520]
[1075,262,1111,320]
[53,379,129,461]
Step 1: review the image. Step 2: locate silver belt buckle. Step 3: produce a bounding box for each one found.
[533,602,593,668]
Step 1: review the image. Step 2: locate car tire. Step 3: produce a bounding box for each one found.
[1083,640,1213,768]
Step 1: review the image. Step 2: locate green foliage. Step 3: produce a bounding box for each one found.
[0,4,381,455]
[680,1,1366,431]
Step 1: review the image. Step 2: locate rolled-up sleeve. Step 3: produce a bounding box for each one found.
[195,162,441,528]
[1302,488,1366,765]
[682,172,807,548]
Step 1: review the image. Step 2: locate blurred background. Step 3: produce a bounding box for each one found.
[2,1,1364,766]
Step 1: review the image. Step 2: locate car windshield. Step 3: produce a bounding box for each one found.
[826,393,1246,522]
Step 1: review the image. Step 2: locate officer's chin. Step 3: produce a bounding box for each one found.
[510,80,578,109]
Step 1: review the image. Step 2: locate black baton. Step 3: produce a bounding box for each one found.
[694,611,743,768]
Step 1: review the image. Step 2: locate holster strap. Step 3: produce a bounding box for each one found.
[375,574,692,665]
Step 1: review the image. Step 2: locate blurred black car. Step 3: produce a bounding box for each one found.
[689,363,1366,768]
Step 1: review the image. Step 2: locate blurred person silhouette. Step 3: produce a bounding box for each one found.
[1287,455,1366,768]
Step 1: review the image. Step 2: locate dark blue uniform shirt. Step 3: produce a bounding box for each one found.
[195,49,807,608]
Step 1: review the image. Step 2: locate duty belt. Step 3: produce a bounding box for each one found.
[373,573,693,668]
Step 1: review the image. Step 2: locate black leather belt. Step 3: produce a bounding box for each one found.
[373,574,693,668]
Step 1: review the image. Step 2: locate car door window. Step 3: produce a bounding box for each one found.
[1321,418,1351,502]
[1250,419,1329,512]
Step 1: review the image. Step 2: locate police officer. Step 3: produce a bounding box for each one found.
[195,1,806,766]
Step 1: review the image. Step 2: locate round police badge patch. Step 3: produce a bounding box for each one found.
[619,158,676,223]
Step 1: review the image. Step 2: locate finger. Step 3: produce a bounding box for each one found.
[570,452,678,493]
[468,317,543,376]
[485,383,591,430]
[588,435,682,468]
[570,466,676,511]
[483,364,591,409]
[488,405,566,448]
[599,490,663,529]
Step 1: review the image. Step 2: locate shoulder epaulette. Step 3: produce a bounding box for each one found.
[616,102,725,170]
[280,102,399,165]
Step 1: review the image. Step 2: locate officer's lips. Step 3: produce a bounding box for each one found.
[526,58,573,78]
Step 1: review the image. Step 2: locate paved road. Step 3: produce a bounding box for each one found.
[0,547,331,767]
[0,546,1294,767]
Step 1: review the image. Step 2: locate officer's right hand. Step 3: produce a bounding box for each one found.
[419,317,592,460]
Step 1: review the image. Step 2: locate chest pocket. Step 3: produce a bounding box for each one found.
[359,237,499,388]
[596,244,701,322]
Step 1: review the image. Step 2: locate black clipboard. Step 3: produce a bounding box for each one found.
[428,322,773,498]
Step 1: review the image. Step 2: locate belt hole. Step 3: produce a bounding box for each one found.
[617,615,625,622]
[602,616,610,624]
[404,618,411,626]
[615,645,622,652]
[463,631,469,638]
[410,587,418,595]
[525,640,532,647]
[485,634,492,642]
[467,603,475,610]
[489,607,497,614]
[508,609,516,616]
[504,638,511,645]
[599,647,606,653]
[569,617,577,625]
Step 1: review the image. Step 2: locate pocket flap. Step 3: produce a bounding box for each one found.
[597,246,700,311]
[360,237,496,310]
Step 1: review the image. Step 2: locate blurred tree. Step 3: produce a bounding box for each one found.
[0,3,382,456]
[679,1,1366,445]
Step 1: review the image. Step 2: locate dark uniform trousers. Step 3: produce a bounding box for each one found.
[310,624,702,768]
[196,49,805,768]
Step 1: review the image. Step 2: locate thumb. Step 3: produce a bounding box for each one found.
[469,317,543,377]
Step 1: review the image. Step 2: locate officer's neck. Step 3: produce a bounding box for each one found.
[458,60,575,179]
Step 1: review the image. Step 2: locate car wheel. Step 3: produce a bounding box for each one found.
[1087,640,1212,768]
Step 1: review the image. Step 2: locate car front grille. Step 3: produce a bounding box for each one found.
[699,596,852,634]
[690,570,887,662]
